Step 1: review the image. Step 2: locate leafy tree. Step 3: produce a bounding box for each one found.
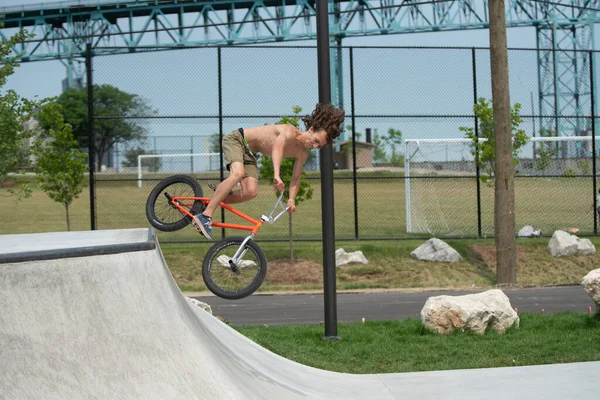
[460,98,529,186]
[54,84,155,171]
[384,128,404,166]
[122,147,162,172]
[33,103,87,231]
[372,130,388,164]
[209,132,221,153]
[534,128,558,172]
[259,105,313,262]
[0,28,47,199]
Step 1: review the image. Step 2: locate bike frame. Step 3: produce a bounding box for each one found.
[169,191,289,264]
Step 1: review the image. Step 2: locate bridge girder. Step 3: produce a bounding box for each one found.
[1,0,600,61]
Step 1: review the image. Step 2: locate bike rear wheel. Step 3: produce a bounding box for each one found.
[146,174,204,232]
[202,237,267,300]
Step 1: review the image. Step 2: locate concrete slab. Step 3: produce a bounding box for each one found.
[0,228,598,399]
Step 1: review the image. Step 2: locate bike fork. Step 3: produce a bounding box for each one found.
[230,234,255,265]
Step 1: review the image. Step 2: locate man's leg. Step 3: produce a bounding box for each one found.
[214,176,258,204]
[193,161,244,240]
[203,161,245,218]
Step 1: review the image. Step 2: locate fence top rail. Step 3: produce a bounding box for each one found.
[406,136,600,144]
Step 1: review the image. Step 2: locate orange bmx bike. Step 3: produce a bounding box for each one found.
[145,174,289,300]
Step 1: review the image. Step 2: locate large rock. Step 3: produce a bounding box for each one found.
[420,289,519,335]
[582,269,600,313]
[335,248,368,267]
[577,238,596,256]
[548,230,596,257]
[186,297,213,315]
[410,238,462,262]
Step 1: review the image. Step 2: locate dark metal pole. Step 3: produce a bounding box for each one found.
[316,0,338,339]
[590,51,597,235]
[350,47,358,240]
[218,47,225,239]
[472,47,482,238]
[85,43,96,230]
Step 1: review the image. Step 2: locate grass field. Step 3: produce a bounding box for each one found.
[0,173,596,241]
[235,313,600,374]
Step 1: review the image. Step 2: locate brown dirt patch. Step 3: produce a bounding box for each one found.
[469,244,528,267]
[265,258,324,285]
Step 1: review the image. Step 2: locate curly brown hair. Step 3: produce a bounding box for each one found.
[302,103,345,144]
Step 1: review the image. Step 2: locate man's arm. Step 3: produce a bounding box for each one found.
[271,128,286,192]
[287,151,308,212]
[271,126,289,192]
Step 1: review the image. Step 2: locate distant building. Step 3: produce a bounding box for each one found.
[333,140,376,170]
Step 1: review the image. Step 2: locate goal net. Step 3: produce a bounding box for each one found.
[137,152,220,188]
[404,136,600,235]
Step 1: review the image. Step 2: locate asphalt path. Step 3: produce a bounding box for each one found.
[192,286,596,326]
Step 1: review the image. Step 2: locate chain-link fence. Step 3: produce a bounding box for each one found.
[87,45,600,242]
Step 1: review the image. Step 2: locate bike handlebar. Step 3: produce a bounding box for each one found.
[261,191,290,223]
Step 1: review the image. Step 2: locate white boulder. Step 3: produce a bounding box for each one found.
[335,248,368,267]
[411,238,462,262]
[548,230,596,257]
[577,238,596,256]
[518,225,541,238]
[582,269,600,313]
[186,297,213,315]
[421,289,519,335]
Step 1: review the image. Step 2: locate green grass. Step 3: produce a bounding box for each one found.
[1,174,596,240]
[235,312,600,374]
[3,175,599,293]
[162,237,600,292]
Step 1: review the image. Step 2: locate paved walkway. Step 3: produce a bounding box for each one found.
[192,285,595,325]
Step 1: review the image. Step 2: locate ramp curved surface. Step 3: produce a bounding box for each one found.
[0,229,598,399]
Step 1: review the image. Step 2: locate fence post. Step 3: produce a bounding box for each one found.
[350,47,359,240]
[590,51,597,235]
[218,46,225,239]
[86,43,96,230]
[472,47,482,238]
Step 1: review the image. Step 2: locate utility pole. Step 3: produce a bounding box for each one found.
[489,0,516,283]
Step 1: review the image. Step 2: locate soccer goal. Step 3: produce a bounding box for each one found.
[404,136,600,234]
[137,153,220,188]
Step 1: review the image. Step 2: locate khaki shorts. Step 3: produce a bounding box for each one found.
[222,129,259,180]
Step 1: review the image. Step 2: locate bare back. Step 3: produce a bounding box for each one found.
[243,124,308,160]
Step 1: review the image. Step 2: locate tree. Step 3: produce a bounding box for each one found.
[209,132,221,153]
[372,130,388,164]
[259,106,313,262]
[0,28,47,199]
[460,98,529,186]
[33,103,87,231]
[54,84,155,171]
[384,128,404,166]
[122,147,162,172]
[534,128,558,172]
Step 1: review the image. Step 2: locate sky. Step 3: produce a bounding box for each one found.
[1,0,585,171]
[1,0,541,102]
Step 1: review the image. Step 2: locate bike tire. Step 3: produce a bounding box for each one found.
[146,174,204,232]
[202,237,267,300]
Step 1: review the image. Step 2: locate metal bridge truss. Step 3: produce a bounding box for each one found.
[1,0,600,135]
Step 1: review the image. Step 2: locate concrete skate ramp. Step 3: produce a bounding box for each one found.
[1,229,598,399]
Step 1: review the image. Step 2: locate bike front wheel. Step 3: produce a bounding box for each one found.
[146,174,204,232]
[202,237,267,300]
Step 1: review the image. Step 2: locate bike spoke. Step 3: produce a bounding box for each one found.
[153,182,196,224]
[209,245,261,294]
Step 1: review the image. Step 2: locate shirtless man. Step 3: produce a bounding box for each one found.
[193,103,345,240]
